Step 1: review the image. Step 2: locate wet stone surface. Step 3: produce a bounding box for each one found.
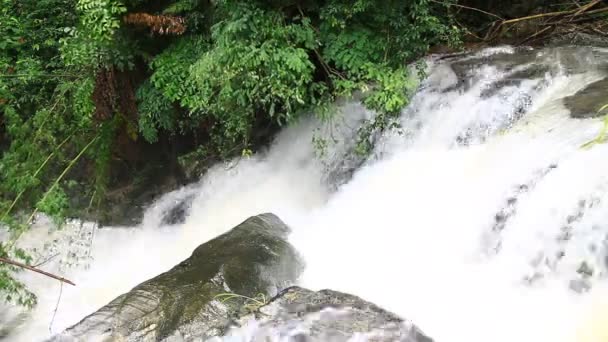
[50,214,303,342]
[564,77,608,119]
[160,193,196,226]
[213,286,434,342]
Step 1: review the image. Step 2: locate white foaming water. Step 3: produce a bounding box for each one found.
[4,46,608,342]
[1,101,370,341]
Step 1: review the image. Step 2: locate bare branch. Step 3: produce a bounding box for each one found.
[572,0,603,17]
[49,282,64,333]
[430,0,504,20]
[33,253,60,268]
[501,9,577,25]
[0,257,75,286]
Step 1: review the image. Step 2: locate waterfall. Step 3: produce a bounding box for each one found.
[3,45,608,342]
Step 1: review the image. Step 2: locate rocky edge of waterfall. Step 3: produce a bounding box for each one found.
[49,213,433,342]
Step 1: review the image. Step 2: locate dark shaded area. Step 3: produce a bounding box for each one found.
[0,115,6,153]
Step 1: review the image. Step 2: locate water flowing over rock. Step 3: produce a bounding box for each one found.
[160,193,196,226]
[50,214,302,341]
[48,214,433,342]
[213,286,433,342]
[10,45,608,342]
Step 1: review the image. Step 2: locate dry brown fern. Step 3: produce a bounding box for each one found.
[123,13,186,35]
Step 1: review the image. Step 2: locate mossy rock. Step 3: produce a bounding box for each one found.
[50,213,302,341]
[214,286,434,342]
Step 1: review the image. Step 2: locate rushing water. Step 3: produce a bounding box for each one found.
[4,45,608,342]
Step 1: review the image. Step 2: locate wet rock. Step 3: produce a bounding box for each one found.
[178,148,210,183]
[480,66,550,98]
[483,163,560,255]
[212,286,434,342]
[569,278,592,294]
[161,193,195,225]
[447,47,608,96]
[564,78,608,119]
[448,48,539,93]
[577,262,594,278]
[50,214,302,342]
[549,32,608,49]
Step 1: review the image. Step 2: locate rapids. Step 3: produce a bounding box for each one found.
[3,45,608,342]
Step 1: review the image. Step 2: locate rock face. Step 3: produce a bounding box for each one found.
[51,214,302,341]
[213,286,434,342]
[564,78,608,119]
[51,214,433,342]
[550,32,608,48]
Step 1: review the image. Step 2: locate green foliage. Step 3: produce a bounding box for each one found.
[0,267,37,307]
[138,0,458,154]
[137,35,207,142]
[61,0,130,68]
[186,3,321,144]
[0,0,116,306]
[137,81,175,143]
[163,0,201,14]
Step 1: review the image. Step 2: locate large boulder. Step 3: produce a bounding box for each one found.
[211,286,434,342]
[51,213,303,341]
[564,77,608,119]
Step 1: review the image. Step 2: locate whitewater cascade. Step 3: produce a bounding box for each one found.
[3,45,608,342]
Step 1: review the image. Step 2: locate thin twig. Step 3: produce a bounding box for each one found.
[518,26,553,44]
[0,257,75,286]
[6,134,99,250]
[430,0,504,20]
[1,133,74,221]
[590,26,608,35]
[454,17,486,41]
[572,0,602,17]
[26,135,99,225]
[581,6,608,16]
[560,7,608,24]
[0,74,79,79]
[541,7,608,25]
[501,9,577,25]
[49,281,63,334]
[295,4,344,81]
[483,1,608,41]
[33,253,60,268]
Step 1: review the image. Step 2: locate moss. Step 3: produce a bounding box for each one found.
[61,214,303,340]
